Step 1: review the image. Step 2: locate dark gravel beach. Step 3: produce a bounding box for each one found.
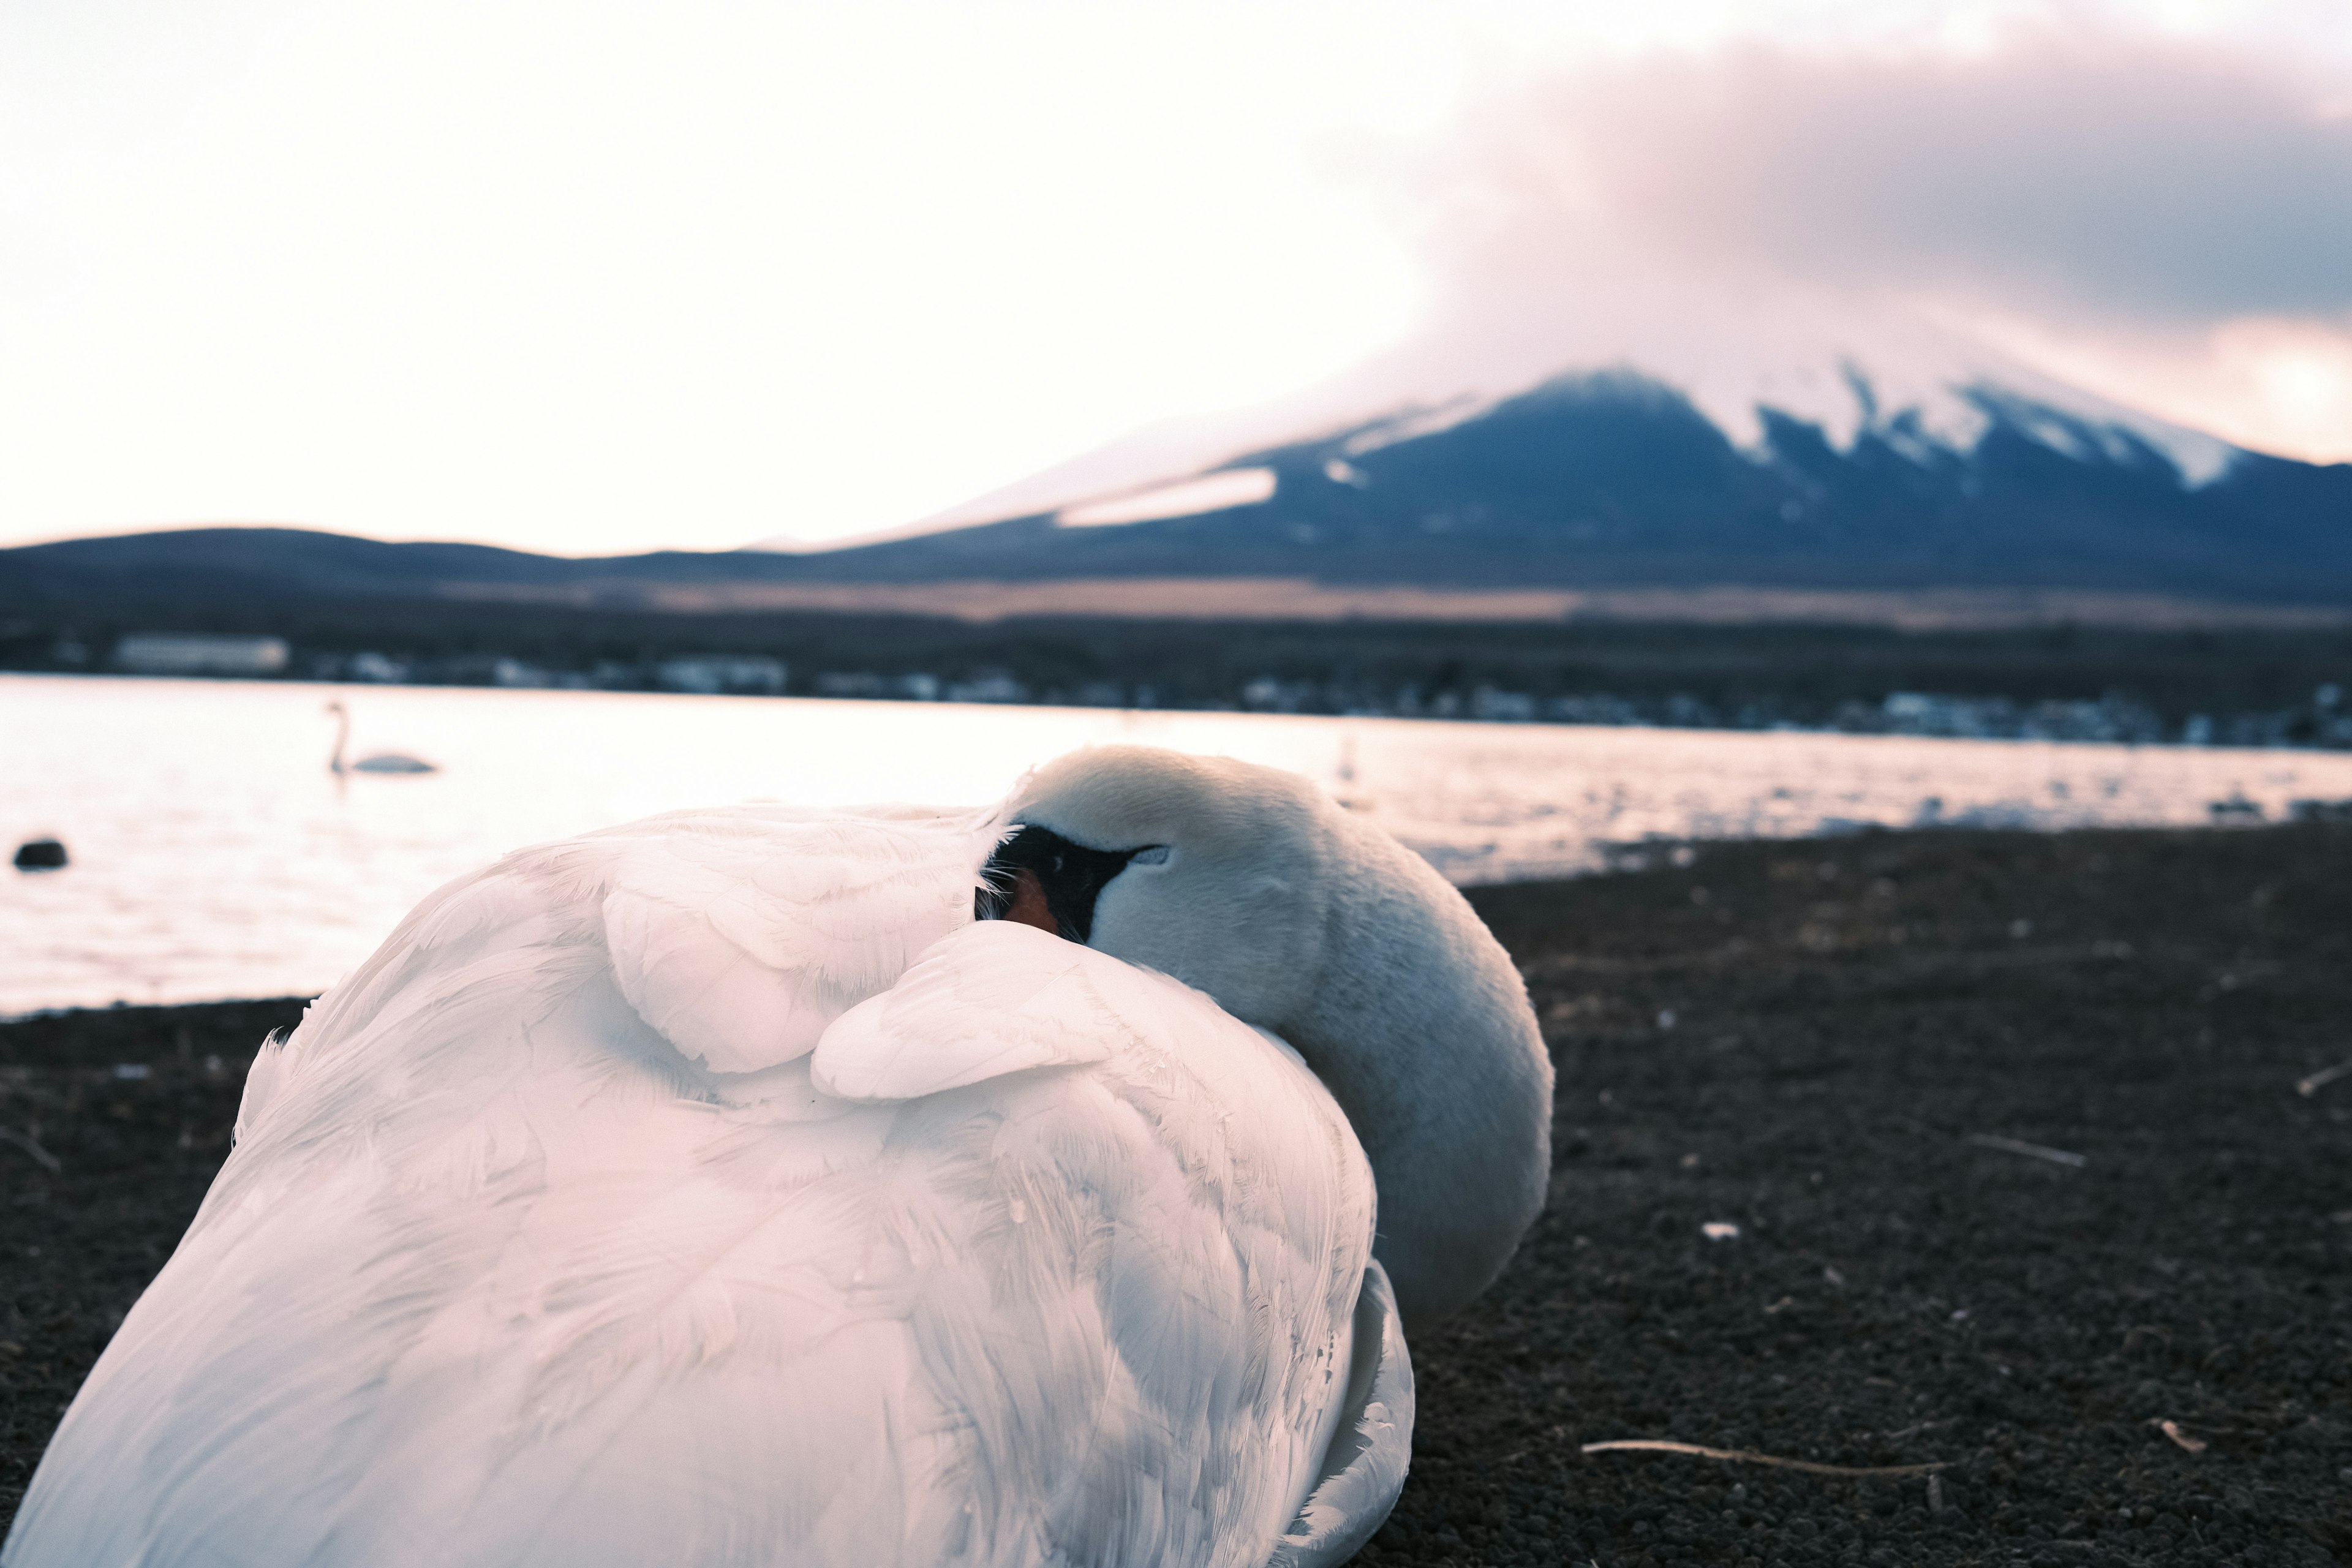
[5,823,2349,1564]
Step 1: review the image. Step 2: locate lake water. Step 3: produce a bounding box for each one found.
[7,672,2352,1015]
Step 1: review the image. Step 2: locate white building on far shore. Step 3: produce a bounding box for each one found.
[114,634,290,677]
[655,655,787,696]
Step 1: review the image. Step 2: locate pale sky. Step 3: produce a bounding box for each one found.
[4,0,2348,556]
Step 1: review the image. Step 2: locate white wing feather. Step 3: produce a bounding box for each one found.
[3,802,1395,1568]
[597,805,1002,1074]
[811,922,1163,1102]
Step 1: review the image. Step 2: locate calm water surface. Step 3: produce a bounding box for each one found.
[8,673,2351,1014]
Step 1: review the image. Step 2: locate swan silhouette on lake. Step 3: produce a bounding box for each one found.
[326,699,437,775]
[1,745,1551,1568]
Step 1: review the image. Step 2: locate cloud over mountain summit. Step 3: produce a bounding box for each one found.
[1347,26,2352,464]
[1412,30,2352,326]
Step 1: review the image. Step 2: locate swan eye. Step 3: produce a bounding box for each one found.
[1128,845,1170,866]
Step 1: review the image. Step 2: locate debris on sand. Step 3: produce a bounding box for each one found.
[1580,1439,1950,1479]
[0,1125,61,1174]
[1966,1133,2087,1167]
[2158,1420,2209,1454]
[2294,1057,2352,1097]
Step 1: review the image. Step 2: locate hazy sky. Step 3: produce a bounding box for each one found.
[4,0,2348,555]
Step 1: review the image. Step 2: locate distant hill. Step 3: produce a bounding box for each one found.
[7,368,2350,622]
[0,527,739,601]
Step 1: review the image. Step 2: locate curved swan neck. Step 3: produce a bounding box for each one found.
[1279,816,1553,1329]
[1006,744,1552,1327]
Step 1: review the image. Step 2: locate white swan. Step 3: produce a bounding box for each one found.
[326,699,437,775]
[1,746,1550,1568]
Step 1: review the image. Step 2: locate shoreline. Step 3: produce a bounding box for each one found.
[10,666,2352,754]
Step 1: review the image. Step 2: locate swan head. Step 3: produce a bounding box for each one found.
[985,745,1553,1327]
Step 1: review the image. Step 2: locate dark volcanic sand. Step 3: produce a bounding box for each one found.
[4,824,2349,1564]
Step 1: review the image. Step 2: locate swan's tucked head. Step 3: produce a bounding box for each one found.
[985,744,1553,1326]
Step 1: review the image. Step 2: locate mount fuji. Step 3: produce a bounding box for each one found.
[747,312,2351,613]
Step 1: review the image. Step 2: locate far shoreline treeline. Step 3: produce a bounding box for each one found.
[5,594,2351,750]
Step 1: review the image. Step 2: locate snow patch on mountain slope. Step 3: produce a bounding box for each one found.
[1056,466,1277,526]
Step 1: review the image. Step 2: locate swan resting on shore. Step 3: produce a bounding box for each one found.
[2,746,1551,1568]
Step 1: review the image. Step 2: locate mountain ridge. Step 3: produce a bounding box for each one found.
[7,368,2350,617]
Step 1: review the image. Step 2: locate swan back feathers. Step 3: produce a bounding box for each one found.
[6,793,1394,1568]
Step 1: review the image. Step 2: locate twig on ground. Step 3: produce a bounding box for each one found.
[2294,1058,2352,1098]
[1967,1134,2087,1168]
[1580,1439,1950,1477]
[2157,1420,2209,1453]
[0,1125,61,1175]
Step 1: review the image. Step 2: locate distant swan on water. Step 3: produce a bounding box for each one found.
[325,699,437,775]
[2,745,1551,1568]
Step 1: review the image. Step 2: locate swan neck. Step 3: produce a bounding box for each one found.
[1281,823,1552,1327]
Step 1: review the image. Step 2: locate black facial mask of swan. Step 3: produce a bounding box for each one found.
[977,826,1166,943]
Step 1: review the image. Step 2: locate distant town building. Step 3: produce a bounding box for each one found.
[1881,691,2013,738]
[346,651,409,682]
[1545,695,1640,725]
[1472,687,1537,722]
[945,670,1028,704]
[115,634,290,677]
[492,658,552,688]
[655,655,787,696]
[809,671,949,701]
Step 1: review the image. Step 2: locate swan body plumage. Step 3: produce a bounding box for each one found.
[349,752,437,774]
[4,747,1545,1567]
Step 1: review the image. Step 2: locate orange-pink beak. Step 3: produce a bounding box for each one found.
[1003,867,1058,935]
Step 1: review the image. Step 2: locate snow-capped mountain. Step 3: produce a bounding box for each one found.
[895,293,2241,538]
[746,340,2350,605]
[14,333,2348,614]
